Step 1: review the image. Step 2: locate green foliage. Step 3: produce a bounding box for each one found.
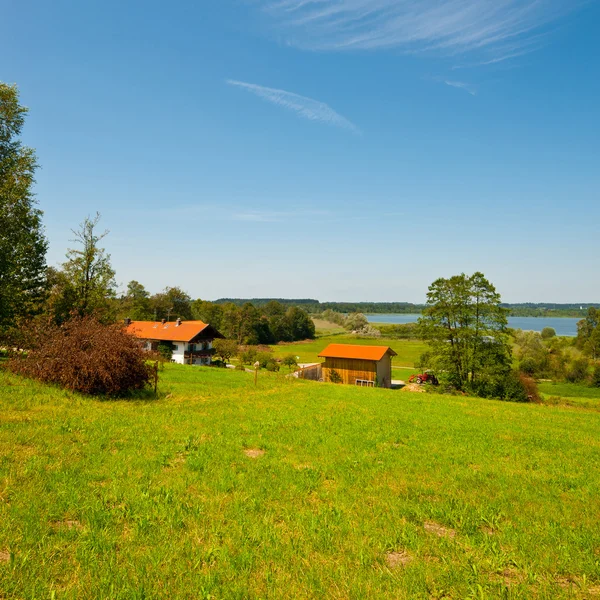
[541,327,556,339]
[576,307,600,360]
[329,369,343,384]
[282,354,298,371]
[191,299,223,330]
[513,330,551,378]
[265,359,280,372]
[121,280,153,321]
[212,338,239,365]
[375,323,419,339]
[157,341,174,361]
[566,357,591,383]
[150,286,193,322]
[591,364,600,388]
[0,82,47,340]
[418,272,511,392]
[50,213,116,323]
[255,350,274,369]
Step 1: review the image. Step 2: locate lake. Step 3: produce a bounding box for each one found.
[366,313,581,337]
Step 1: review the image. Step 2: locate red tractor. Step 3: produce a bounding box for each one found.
[408,371,439,385]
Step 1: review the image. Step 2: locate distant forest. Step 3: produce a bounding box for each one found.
[214,299,599,318]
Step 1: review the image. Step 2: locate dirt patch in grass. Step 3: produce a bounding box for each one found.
[53,519,83,531]
[244,448,265,458]
[0,550,10,563]
[401,384,426,393]
[496,567,523,586]
[385,551,413,569]
[424,521,456,538]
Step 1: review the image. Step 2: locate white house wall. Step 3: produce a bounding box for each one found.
[171,342,185,365]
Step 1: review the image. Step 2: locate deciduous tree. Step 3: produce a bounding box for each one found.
[418,272,511,391]
[0,82,47,338]
[61,213,116,320]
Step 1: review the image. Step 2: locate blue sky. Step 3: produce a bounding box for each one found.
[3,0,599,303]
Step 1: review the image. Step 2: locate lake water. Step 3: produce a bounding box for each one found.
[365,314,581,337]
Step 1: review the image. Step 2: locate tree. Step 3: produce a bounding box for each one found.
[121,280,153,321]
[577,308,600,360]
[213,338,239,365]
[150,286,193,321]
[284,306,316,340]
[513,330,550,378]
[418,272,511,391]
[61,213,116,320]
[541,327,556,340]
[0,82,47,339]
[191,300,223,329]
[282,354,298,371]
[345,312,368,332]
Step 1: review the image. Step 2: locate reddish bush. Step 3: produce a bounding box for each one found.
[519,373,542,403]
[9,316,153,396]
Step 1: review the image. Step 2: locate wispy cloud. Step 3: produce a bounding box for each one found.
[257,0,580,62]
[232,208,330,222]
[226,79,360,133]
[444,80,477,95]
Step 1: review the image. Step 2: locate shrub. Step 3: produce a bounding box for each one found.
[329,369,343,384]
[265,359,280,372]
[565,358,590,383]
[541,327,556,340]
[157,341,174,361]
[282,354,298,371]
[8,316,153,397]
[517,373,542,403]
[591,364,600,388]
[239,347,258,365]
[255,350,274,369]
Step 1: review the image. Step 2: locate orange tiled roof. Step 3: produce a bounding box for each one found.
[125,320,211,342]
[318,343,397,361]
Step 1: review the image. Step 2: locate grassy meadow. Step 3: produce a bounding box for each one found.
[2,363,600,598]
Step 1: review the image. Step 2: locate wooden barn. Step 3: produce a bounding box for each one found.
[318,344,397,388]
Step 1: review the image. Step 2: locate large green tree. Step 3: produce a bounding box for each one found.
[0,83,47,338]
[418,272,511,390]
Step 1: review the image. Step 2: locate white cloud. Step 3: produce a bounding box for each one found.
[444,80,477,95]
[257,0,579,61]
[226,79,360,133]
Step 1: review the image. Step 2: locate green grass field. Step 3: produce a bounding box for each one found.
[2,365,600,598]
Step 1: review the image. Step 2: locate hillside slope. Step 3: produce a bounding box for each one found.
[1,365,599,598]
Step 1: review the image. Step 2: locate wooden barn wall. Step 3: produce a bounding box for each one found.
[376,356,392,388]
[322,358,376,385]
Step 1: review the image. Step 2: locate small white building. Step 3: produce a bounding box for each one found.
[125,318,224,365]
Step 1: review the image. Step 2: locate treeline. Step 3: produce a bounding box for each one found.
[502,304,600,318]
[215,299,600,318]
[215,299,425,314]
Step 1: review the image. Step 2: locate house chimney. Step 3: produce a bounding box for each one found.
[161,318,166,325]
[176,318,181,327]
[124,317,131,326]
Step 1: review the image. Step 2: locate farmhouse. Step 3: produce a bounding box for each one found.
[318,343,397,388]
[124,318,224,365]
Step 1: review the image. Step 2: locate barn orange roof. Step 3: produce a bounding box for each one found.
[318,344,397,361]
[125,320,212,342]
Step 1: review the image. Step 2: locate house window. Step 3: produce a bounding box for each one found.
[172,344,178,351]
[189,344,195,352]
